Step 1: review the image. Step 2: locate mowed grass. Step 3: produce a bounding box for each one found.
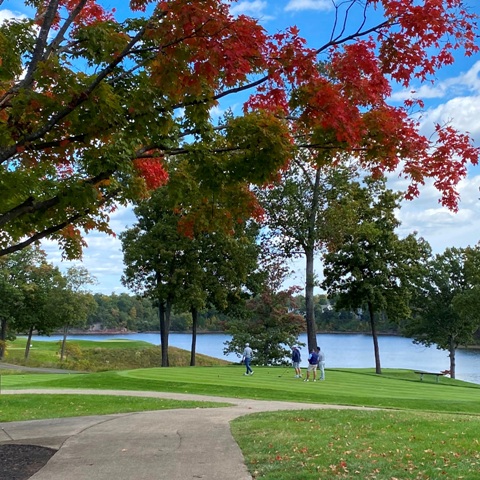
[3,339,480,479]
[232,409,480,480]
[2,365,480,414]
[0,394,231,422]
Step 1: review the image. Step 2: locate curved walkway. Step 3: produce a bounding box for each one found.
[1,389,375,480]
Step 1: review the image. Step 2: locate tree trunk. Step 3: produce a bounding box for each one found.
[159,302,168,367]
[303,165,322,353]
[159,299,172,367]
[24,326,34,359]
[60,324,69,361]
[0,317,7,359]
[367,301,382,374]
[449,336,456,379]
[190,306,198,367]
[305,246,317,352]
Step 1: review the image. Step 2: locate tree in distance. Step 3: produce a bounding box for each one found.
[322,177,431,374]
[121,185,262,367]
[255,156,365,353]
[405,245,480,378]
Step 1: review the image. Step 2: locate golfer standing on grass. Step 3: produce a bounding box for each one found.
[317,346,325,380]
[304,348,319,382]
[242,343,254,375]
[292,346,302,378]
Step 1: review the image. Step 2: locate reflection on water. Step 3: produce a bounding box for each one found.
[29,332,480,385]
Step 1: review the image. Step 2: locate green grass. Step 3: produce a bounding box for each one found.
[3,339,480,479]
[2,365,480,414]
[0,394,231,422]
[3,337,229,371]
[232,409,480,479]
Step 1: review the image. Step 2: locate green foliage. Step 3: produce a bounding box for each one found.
[224,288,305,365]
[58,341,83,361]
[255,158,369,352]
[322,177,432,372]
[405,244,480,376]
[224,111,294,184]
[0,245,69,358]
[121,183,263,365]
[88,293,159,331]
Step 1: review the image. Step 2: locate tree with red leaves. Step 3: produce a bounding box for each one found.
[0,0,478,259]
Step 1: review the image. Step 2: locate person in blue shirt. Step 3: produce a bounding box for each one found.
[304,348,319,382]
[291,346,302,378]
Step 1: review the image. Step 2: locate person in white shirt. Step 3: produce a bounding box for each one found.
[242,343,254,375]
[317,346,325,380]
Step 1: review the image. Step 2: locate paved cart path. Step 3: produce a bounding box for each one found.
[1,389,376,480]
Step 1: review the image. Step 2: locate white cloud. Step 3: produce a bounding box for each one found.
[285,0,333,12]
[41,205,136,295]
[230,0,271,19]
[419,95,480,141]
[396,175,480,254]
[391,60,480,103]
[0,9,26,23]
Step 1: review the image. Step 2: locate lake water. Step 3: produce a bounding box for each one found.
[29,332,480,385]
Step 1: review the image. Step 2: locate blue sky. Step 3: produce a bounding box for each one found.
[3,0,480,294]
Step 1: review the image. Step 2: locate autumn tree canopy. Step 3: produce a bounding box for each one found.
[0,0,478,259]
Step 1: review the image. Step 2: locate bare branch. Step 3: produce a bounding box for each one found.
[44,0,89,59]
[22,0,61,89]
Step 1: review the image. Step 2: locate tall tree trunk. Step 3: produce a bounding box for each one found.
[449,336,456,379]
[367,301,382,374]
[190,306,198,367]
[0,317,7,359]
[304,166,322,353]
[305,246,317,352]
[159,301,168,367]
[60,324,69,361]
[24,326,34,359]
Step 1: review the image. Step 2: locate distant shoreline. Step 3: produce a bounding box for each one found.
[57,331,480,349]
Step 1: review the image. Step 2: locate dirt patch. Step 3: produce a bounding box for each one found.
[0,444,56,480]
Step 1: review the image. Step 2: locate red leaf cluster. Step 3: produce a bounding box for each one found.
[133,158,169,190]
[376,0,479,85]
[146,1,267,101]
[37,0,115,29]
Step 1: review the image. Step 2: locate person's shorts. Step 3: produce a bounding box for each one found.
[292,361,300,369]
[307,363,317,372]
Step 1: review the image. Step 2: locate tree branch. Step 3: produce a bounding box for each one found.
[0,189,119,258]
[0,170,112,229]
[44,0,89,60]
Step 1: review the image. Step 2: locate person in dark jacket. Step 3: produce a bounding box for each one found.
[291,346,302,378]
[304,348,319,382]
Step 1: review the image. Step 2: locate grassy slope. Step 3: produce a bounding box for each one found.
[3,337,229,370]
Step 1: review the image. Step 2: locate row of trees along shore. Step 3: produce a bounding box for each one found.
[2,237,480,378]
[1,1,480,376]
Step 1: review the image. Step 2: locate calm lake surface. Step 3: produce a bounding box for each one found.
[30,332,480,385]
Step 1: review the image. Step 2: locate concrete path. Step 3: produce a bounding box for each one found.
[0,389,374,480]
